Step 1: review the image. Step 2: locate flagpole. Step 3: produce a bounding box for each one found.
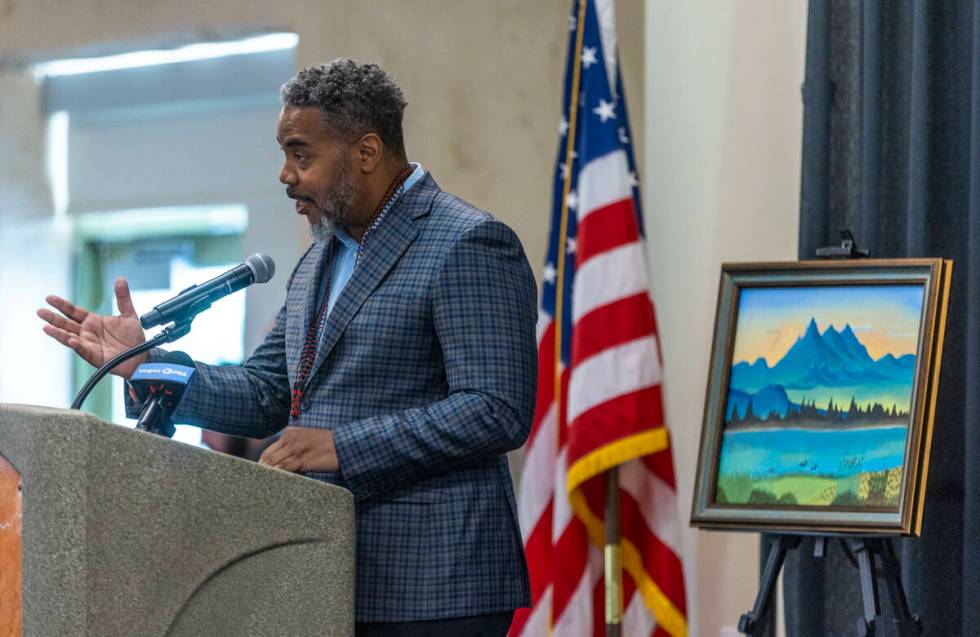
[551,0,587,627]
[554,1,624,634]
[591,0,622,629]
[553,0,588,408]
[605,467,622,635]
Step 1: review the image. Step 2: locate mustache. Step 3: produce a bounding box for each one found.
[286,188,314,203]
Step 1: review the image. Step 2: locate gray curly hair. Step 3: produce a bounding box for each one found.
[280,58,407,158]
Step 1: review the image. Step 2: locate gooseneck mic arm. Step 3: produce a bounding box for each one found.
[69,253,276,412]
[70,319,193,410]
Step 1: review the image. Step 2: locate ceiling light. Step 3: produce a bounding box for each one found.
[33,32,298,79]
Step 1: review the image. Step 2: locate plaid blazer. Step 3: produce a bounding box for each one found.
[142,173,537,622]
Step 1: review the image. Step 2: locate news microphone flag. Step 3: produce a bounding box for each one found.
[130,362,196,386]
[510,1,687,635]
[130,352,196,436]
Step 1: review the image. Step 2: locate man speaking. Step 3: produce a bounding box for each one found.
[38,59,537,636]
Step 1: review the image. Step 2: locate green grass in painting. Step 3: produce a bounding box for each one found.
[716,467,902,508]
[754,475,838,505]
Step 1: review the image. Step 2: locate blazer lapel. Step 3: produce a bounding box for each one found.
[287,238,333,380]
[303,174,440,389]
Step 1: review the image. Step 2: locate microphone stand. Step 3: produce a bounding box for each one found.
[70,318,194,410]
[135,397,177,438]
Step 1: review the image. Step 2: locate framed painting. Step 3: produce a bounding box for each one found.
[690,259,952,535]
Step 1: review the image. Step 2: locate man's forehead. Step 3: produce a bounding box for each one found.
[276,106,327,142]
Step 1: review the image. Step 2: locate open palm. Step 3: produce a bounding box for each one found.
[37,277,147,378]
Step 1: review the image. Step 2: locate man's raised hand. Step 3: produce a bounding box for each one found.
[37,277,147,379]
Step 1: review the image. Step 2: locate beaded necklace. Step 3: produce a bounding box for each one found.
[356,164,414,263]
[289,165,415,419]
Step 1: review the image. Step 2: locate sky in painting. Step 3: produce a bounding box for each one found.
[732,284,925,366]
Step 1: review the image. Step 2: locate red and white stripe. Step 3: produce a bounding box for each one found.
[510,146,687,637]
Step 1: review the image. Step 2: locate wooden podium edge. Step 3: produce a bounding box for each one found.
[0,452,22,636]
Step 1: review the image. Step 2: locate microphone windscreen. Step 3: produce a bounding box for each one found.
[246,253,276,284]
[130,351,196,402]
[161,350,195,367]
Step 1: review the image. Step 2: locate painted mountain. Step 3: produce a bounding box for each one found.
[715,287,923,508]
[726,318,916,424]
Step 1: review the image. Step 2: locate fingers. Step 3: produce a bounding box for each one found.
[114,277,137,318]
[274,456,301,472]
[259,440,287,465]
[44,294,89,323]
[38,306,91,363]
[40,324,96,365]
[36,308,81,335]
[41,323,73,347]
[257,439,279,465]
[67,337,93,364]
[44,280,135,322]
[259,439,300,471]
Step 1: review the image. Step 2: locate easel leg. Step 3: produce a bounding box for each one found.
[847,538,923,637]
[738,535,800,636]
[877,540,923,635]
[849,538,881,635]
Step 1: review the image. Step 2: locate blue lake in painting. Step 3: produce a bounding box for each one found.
[718,426,908,480]
[715,425,910,507]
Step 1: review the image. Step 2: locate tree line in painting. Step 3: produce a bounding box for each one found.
[728,395,909,429]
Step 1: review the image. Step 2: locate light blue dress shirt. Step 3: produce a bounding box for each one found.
[321,163,425,315]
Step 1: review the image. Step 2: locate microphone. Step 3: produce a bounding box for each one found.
[130,351,196,438]
[139,253,275,329]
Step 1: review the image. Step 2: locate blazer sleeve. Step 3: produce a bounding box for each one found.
[331,218,538,500]
[169,303,293,438]
[123,248,317,437]
[123,304,292,438]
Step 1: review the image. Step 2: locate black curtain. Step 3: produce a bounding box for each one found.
[784,1,980,635]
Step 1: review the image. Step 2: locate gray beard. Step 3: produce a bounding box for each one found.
[309,160,356,243]
[309,216,337,243]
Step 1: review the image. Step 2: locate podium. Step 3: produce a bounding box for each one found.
[0,404,355,636]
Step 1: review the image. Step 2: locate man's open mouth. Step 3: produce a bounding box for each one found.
[289,193,315,213]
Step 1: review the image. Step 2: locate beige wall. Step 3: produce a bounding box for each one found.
[645,1,807,635]
[0,0,642,443]
[0,0,810,633]
[0,0,643,270]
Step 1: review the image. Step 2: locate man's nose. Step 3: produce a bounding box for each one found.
[280,163,297,186]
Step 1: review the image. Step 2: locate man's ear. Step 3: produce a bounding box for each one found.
[356,133,384,173]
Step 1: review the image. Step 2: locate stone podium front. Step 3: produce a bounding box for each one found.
[0,404,355,636]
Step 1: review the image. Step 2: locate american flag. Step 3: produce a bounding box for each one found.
[510,1,688,635]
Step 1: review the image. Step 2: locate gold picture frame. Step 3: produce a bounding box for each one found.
[690,259,952,535]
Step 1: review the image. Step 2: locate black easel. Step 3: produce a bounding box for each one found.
[738,232,922,636]
[738,535,922,636]
[814,229,870,259]
[738,534,799,635]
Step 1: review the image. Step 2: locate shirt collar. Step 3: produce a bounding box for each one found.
[403,162,426,193]
[334,226,359,249]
